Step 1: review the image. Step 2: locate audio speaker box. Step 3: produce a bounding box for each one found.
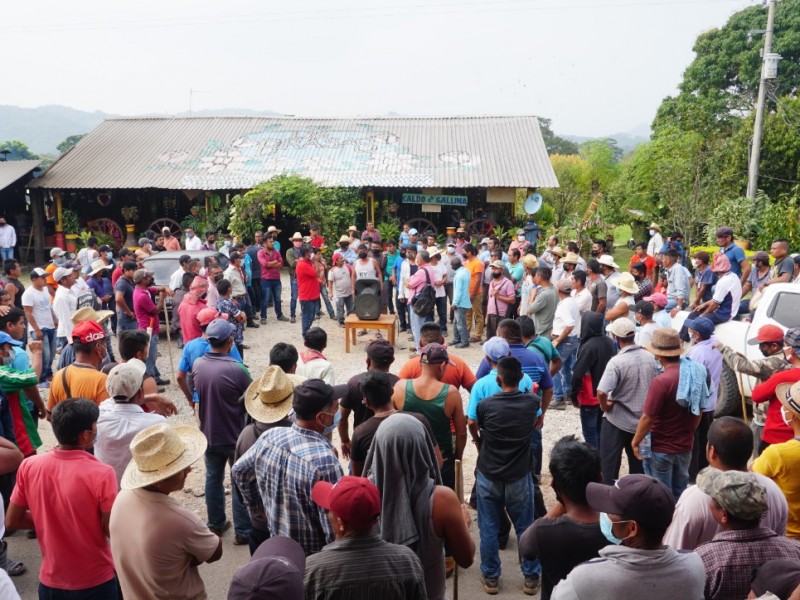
[354,280,381,320]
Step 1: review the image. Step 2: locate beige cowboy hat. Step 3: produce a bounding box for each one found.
[266,225,282,235]
[597,254,619,269]
[550,245,565,257]
[71,306,114,325]
[646,328,684,357]
[290,231,303,241]
[614,272,639,295]
[562,252,580,265]
[244,366,296,424]
[648,223,661,232]
[121,423,207,490]
[88,258,111,277]
[522,254,539,269]
[338,234,350,244]
[427,246,442,259]
[347,225,358,232]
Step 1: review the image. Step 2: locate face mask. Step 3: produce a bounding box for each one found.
[187,233,194,238]
[590,249,599,257]
[358,251,368,259]
[55,258,66,267]
[322,410,341,435]
[340,243,349,250]
[599,512,631,545]
[491,271,502,279]
[224,240,231,247]
[213,273,223,282]
[781,406,795,427]
[106,252,113,259]
[517,235,525,241]
[310,253,316,261]
[649,229,655,236]
[691,259,700,268]
[447,247,455,254]
[1,353,13,367]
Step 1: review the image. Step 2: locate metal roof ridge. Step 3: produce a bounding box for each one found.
[104,114,541,122]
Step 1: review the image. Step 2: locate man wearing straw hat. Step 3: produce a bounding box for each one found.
[111,423,222,599]
[646,223,664,260]
[234,365,299,553]
[632,328,702,500]
[285,231,305,324]
[193,318,252,544]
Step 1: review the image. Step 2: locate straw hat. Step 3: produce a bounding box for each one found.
[347,225,358,232]
[614,272,639,295]
[562,252,580,265]
[776,381,800,419]
[120,423,207,490]
[244,366,296,424]
[550,246,564,257]
[646,328,684,357]
[267,225,282,235]
[290,232,303,241]
[427,246,442,259]
[522,254,539,270]
[71,306,114,325]
[648,223,661,232]
[597,254,619,269]
[88,259,110,276]
[338,234,350,244]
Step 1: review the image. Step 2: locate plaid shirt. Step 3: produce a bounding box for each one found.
[231,423,342,555]
[697,527,800,600]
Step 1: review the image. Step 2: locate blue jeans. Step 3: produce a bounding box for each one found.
[0,248,13,263]
[320,285,335,317]
[260,279,283,318]
[409,306,432,353]
[476,471,541,579]
[39,577,118,600]
[643,450,691,500]
[453,307,469,344]
[37,328,57,381]
[436,296,448,333]
[300,299,320,336]
[396,296,408,331]
[289,278,298,319]
[580,405,603,448]
[531,426,545,518]
[553,335,579,399]
[205,444,251,538]
[145,331,161,379]
[664,299,678,311]
[116,312,138,332]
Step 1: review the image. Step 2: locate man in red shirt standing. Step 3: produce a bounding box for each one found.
[296,244,321,336]
[309,224,324,250]
[7,398,119,598]
[258,237,288,325]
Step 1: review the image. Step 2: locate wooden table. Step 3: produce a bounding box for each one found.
[344,313,397,353]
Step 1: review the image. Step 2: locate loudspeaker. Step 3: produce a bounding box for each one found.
[355,280,381,320]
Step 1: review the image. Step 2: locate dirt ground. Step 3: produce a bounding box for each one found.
[7,274,592,598]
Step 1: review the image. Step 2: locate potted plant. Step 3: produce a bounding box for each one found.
[121,205,139,249]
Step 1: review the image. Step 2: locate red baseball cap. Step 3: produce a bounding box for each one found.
[311,476,380,530]
[748,324,785,345]
[72,320,106,344]
[197,307,219,327]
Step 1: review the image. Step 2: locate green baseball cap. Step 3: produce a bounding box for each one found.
[697,467,767,521]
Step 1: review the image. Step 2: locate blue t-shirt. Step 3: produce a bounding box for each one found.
[178,337,242,402]
[452,267,472,309]
[720,244,746,278]
[695,266,717,303]
[467,370,533,420]
[476,344,553,391]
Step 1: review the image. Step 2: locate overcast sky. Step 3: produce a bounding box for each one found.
[3,0,758,137]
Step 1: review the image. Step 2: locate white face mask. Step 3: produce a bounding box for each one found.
[691,259,700,268]
[781,406,795,427]
[517,235,525,241]
[649,229,655,235]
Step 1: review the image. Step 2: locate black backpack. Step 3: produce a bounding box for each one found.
[411,268,436,317]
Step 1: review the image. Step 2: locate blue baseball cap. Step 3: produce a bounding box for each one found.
[205,319,236,344]
[483,336,510,363]
[0,332,22,347]
[685,317,715,340]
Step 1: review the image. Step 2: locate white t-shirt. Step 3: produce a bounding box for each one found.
[572,288,592,316]
[21,286,56,330]
[635,322,660,348]
[184,236,202,251]
[553,297,581,338]
[53,285,77,338]
[432,261,447,298]
[712,271,742,318]
[328,266,353,299]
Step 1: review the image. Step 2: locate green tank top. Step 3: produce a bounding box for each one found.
[403,379,452,454]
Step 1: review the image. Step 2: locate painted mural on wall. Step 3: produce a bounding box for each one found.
[151,123,480,189]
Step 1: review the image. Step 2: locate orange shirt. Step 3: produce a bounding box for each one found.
[465,257,484,295]
[630,253,656,276]
[47,365,108,410]
[45,262,58,292]
[398,354,477,392]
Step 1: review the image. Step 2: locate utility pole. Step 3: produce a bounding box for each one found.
[746,0,778,200]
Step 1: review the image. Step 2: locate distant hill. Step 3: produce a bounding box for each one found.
[564,123,651,153]
[0,105,283,155]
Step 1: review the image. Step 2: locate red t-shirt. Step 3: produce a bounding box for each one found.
[310,236,324,249]
[177,298,207,343]
[643,365,697,454]
[752,367,799,444]
[11,449,117,589]
[398,353,477,392]
[111,263,124,287]
[296,258,320,301]
[577,373,598,406]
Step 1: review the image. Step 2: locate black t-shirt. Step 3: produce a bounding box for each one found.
[350,411,437,463]
[340,371,400,429]
[519,516,609,600]
[114,276,135,311]
[476,390,539,482]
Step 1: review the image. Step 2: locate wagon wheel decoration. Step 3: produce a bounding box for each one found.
[467,218,498,238]
[147,218,183,239]
[404,218,438,237]
[87,218,125,248]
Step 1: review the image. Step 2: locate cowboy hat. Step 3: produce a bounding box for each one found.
[266,225,282,234]
[614,272,639,295]
[88,258,110,277]
[562,252,580,265]
[648,223,661,232]
[70,306,114,325]
[120,423,207,490]
[646,328,683,357]
[290,232,303,241]
[427,247,442,259]
[338,234,351,244]
[550,246,564,257]
[522,254,539,269]
[597,254,619,269]
[244,366,296,424]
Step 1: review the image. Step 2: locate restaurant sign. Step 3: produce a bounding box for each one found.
[401,193,468,207]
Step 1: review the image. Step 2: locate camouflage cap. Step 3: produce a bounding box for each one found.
[785,328,800,350]
[696,467,768,521]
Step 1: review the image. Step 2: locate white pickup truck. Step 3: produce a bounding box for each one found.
[671,282,800,417]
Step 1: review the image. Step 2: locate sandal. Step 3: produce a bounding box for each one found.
[6,559,25,576]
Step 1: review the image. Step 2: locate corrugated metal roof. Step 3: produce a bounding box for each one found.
[30,116,558,190]
[0,160,43,192]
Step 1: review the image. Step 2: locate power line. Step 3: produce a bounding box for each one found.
[1,0,752,33]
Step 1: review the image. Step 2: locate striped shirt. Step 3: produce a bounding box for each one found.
[231,423,343,555]
[304,534,426,600]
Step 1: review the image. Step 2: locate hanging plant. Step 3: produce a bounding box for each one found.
[121,206,139,223]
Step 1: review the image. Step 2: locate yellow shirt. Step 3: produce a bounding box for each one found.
[754,438,800,539]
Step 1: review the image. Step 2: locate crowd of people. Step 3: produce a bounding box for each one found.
[0,215,799,599]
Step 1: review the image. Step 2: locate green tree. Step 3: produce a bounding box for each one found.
[56,134,85,154]
[0,140,39,160]
[537,117,579,155]
[542,154,591,229]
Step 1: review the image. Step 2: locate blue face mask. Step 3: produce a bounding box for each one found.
[322,410,340,435]
[187,232,194,238]
[106,252,113,259]
[599,512,630,545]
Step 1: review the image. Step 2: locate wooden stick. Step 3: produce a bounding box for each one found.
[162,303,176,383]
[454,459,464,600]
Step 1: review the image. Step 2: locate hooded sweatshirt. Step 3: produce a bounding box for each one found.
[570,312,616,405]
[550,544,705,600]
